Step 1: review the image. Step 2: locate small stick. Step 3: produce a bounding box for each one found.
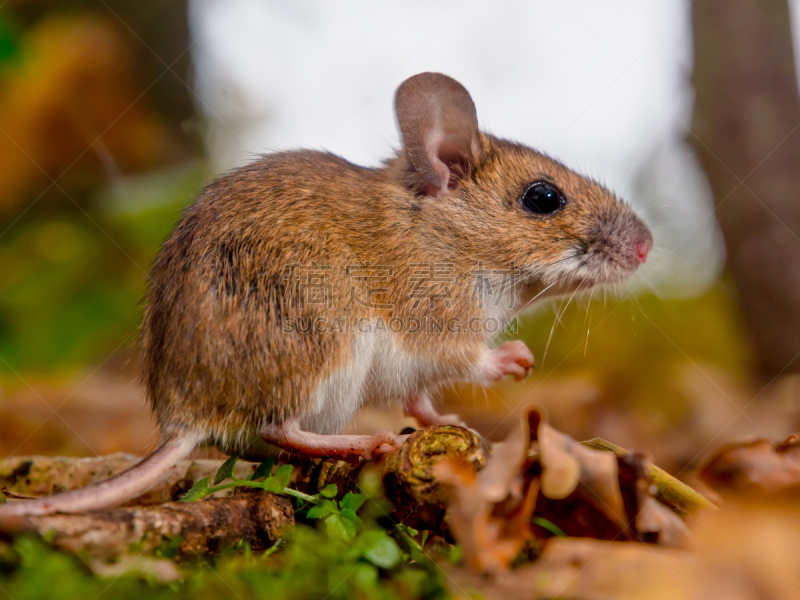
[582,438,716,513]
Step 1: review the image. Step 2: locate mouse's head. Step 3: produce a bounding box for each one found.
[394,72,653,300]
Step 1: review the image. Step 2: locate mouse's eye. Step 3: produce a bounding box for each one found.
[522,182,565,215]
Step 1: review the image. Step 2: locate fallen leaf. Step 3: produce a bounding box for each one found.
[698,433,800,497]
[436,405,694,573]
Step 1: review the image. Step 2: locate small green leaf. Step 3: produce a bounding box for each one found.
[306,499,337,520]
[340,512,361,542]
[214,454,240,484]
[262,476,283,493]
[340,491,366,512]
[324,513,350,541]
[250,457,275,481]
[0,490,6,504]
[533,517,566,537]
[360,531,401,569]
[319,483,338,498]
[181,476,210,502]
[339,508,363,531]
[273,464,294,488]
[401,524,419,537]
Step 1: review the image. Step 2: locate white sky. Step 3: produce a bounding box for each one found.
[187,0,800,296]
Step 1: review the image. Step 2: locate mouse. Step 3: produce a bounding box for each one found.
[0,72,652,517]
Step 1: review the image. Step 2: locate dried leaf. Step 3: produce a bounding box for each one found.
[698,433,800,497]
[444,538,695,600]
[437,405,694,572]
[433,429,537,573]
[531,408,628,535]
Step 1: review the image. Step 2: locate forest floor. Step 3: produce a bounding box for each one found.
[1,368,799,600]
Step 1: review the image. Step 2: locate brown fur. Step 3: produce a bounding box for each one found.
[141,73,652,450]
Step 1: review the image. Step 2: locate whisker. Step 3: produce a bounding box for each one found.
[541,281,583,368]
[583,285,597,357]
[510,280,559,319]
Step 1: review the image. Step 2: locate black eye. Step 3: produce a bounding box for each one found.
[521,182,565,215]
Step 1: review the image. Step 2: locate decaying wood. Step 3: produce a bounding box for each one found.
[0,453,263,504]
[1,492,293,560]
[288,454,361,496]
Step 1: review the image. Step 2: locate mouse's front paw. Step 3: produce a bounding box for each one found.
[479,340,535,382]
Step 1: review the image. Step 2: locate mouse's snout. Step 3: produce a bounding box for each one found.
[614,215,653,272]
[570,203,653,285]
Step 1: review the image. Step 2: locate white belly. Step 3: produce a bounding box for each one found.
[301,326,437,434]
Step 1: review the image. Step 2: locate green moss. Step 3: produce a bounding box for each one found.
[0,523,450,600]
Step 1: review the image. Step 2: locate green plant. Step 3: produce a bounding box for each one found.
[182,456,406,568]
[180,455,316,504]
[0,458,455,599]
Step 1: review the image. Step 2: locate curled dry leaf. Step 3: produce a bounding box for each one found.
[532,409,690,546]
[436,405,693,572]
[698,433,800,498]
[432,417,536,572]
[383,425,488,533]
[532,409,627,530]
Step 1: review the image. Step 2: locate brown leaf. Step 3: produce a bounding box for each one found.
[618,452,691,547]
[437,405,693,572]
[448,502,800,600]
[532,409,626,528]
[532,407,690,547]
[433,420,537,573]
[698,433,800,497]
[444,538,695,600]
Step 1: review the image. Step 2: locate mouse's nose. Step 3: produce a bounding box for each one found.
[636,236,653,264]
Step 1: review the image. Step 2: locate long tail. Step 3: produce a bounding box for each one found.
[0,434,200,518]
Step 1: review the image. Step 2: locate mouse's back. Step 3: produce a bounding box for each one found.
[141,150,385,447]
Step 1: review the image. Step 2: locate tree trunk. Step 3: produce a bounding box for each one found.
[691,0,800,379]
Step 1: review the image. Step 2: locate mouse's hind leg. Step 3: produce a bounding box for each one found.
[261,421,408,460]
[404,391,466,428]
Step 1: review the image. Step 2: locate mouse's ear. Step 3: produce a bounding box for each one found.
[395,72,479,198]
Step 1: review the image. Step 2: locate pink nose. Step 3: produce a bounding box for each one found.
[636,237,653,264]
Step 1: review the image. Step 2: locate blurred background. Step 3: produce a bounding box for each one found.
[0,0,798,482]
